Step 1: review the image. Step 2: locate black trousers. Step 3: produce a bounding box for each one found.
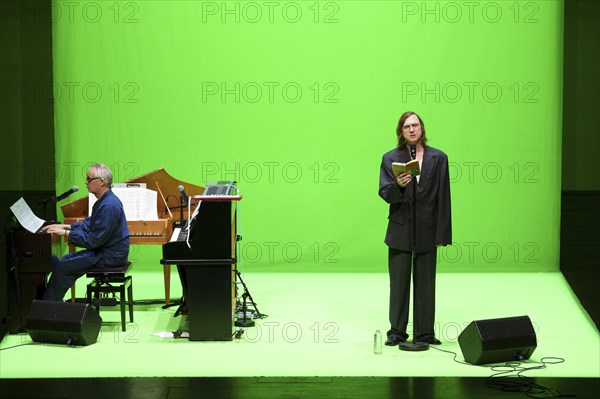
[43,250,95,302]
[42,250,126,302]
[387,247,437,342]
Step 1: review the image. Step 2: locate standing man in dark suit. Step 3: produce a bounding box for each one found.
[379,111,452,346]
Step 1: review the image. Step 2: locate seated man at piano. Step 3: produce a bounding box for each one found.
[41,163,130,301]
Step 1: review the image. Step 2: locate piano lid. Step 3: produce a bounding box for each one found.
[61,168,205,219]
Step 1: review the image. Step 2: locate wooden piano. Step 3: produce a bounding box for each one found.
[61,168,204,304]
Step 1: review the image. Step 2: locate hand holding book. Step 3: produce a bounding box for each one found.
[392,160,420,177]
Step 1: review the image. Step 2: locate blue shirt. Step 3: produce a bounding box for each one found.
[69,189,130,266]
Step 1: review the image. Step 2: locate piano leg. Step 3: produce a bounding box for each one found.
[163,264,171,305]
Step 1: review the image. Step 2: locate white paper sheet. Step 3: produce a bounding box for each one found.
[88,188,158,220]
[152,331,189,338]
[9,197,45,233]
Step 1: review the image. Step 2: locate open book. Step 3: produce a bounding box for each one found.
[392,160,420,176]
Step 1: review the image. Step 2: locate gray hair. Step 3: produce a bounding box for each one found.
[89,163,113,186]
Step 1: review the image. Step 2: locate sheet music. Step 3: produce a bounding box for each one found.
[170,227,182,242]
[190,199,202,221]
[88,188,159,220]
[186,199,202,249]
[9,197,45,233]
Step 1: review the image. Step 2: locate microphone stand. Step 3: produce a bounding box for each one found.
[408,144,418,251]
[5,217,25,333]
[39,189,78,221]
[400,144,430,352]
[179,195,184,222]
[37,198,57,221]
[412,146,417,250]
[234,268,264,327]
[165,195,186,229]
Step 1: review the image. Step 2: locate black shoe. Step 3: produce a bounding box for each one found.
[385,336,406,346]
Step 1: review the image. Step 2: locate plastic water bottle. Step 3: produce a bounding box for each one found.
[374,329,382,354]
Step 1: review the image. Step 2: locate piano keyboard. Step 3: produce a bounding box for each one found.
[131,233,165,237]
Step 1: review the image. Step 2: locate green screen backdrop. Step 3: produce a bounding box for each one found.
[51,0,563,273]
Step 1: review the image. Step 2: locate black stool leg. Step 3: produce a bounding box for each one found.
[85,264,133,334]
[119,283,126,332]
[127,277,134,322]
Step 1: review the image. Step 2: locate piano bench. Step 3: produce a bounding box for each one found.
[86,262,133,332]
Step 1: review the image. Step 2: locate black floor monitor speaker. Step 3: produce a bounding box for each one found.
[458,315,537,365]
[26,300,102,346]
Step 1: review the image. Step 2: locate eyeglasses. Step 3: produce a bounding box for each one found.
[85,176,100,183]
[402,123,421,131]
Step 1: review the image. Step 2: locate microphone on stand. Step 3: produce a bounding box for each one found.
[38,186,79,220]
[55,186,79,202]
[410,144,417,160]
[39,186,79,204]
[177,185,189,221]
[177,185,189,203]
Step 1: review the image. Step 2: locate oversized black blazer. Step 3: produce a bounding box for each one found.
[379,145,452,252]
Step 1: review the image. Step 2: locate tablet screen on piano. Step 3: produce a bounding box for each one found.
[203,181,234,196]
